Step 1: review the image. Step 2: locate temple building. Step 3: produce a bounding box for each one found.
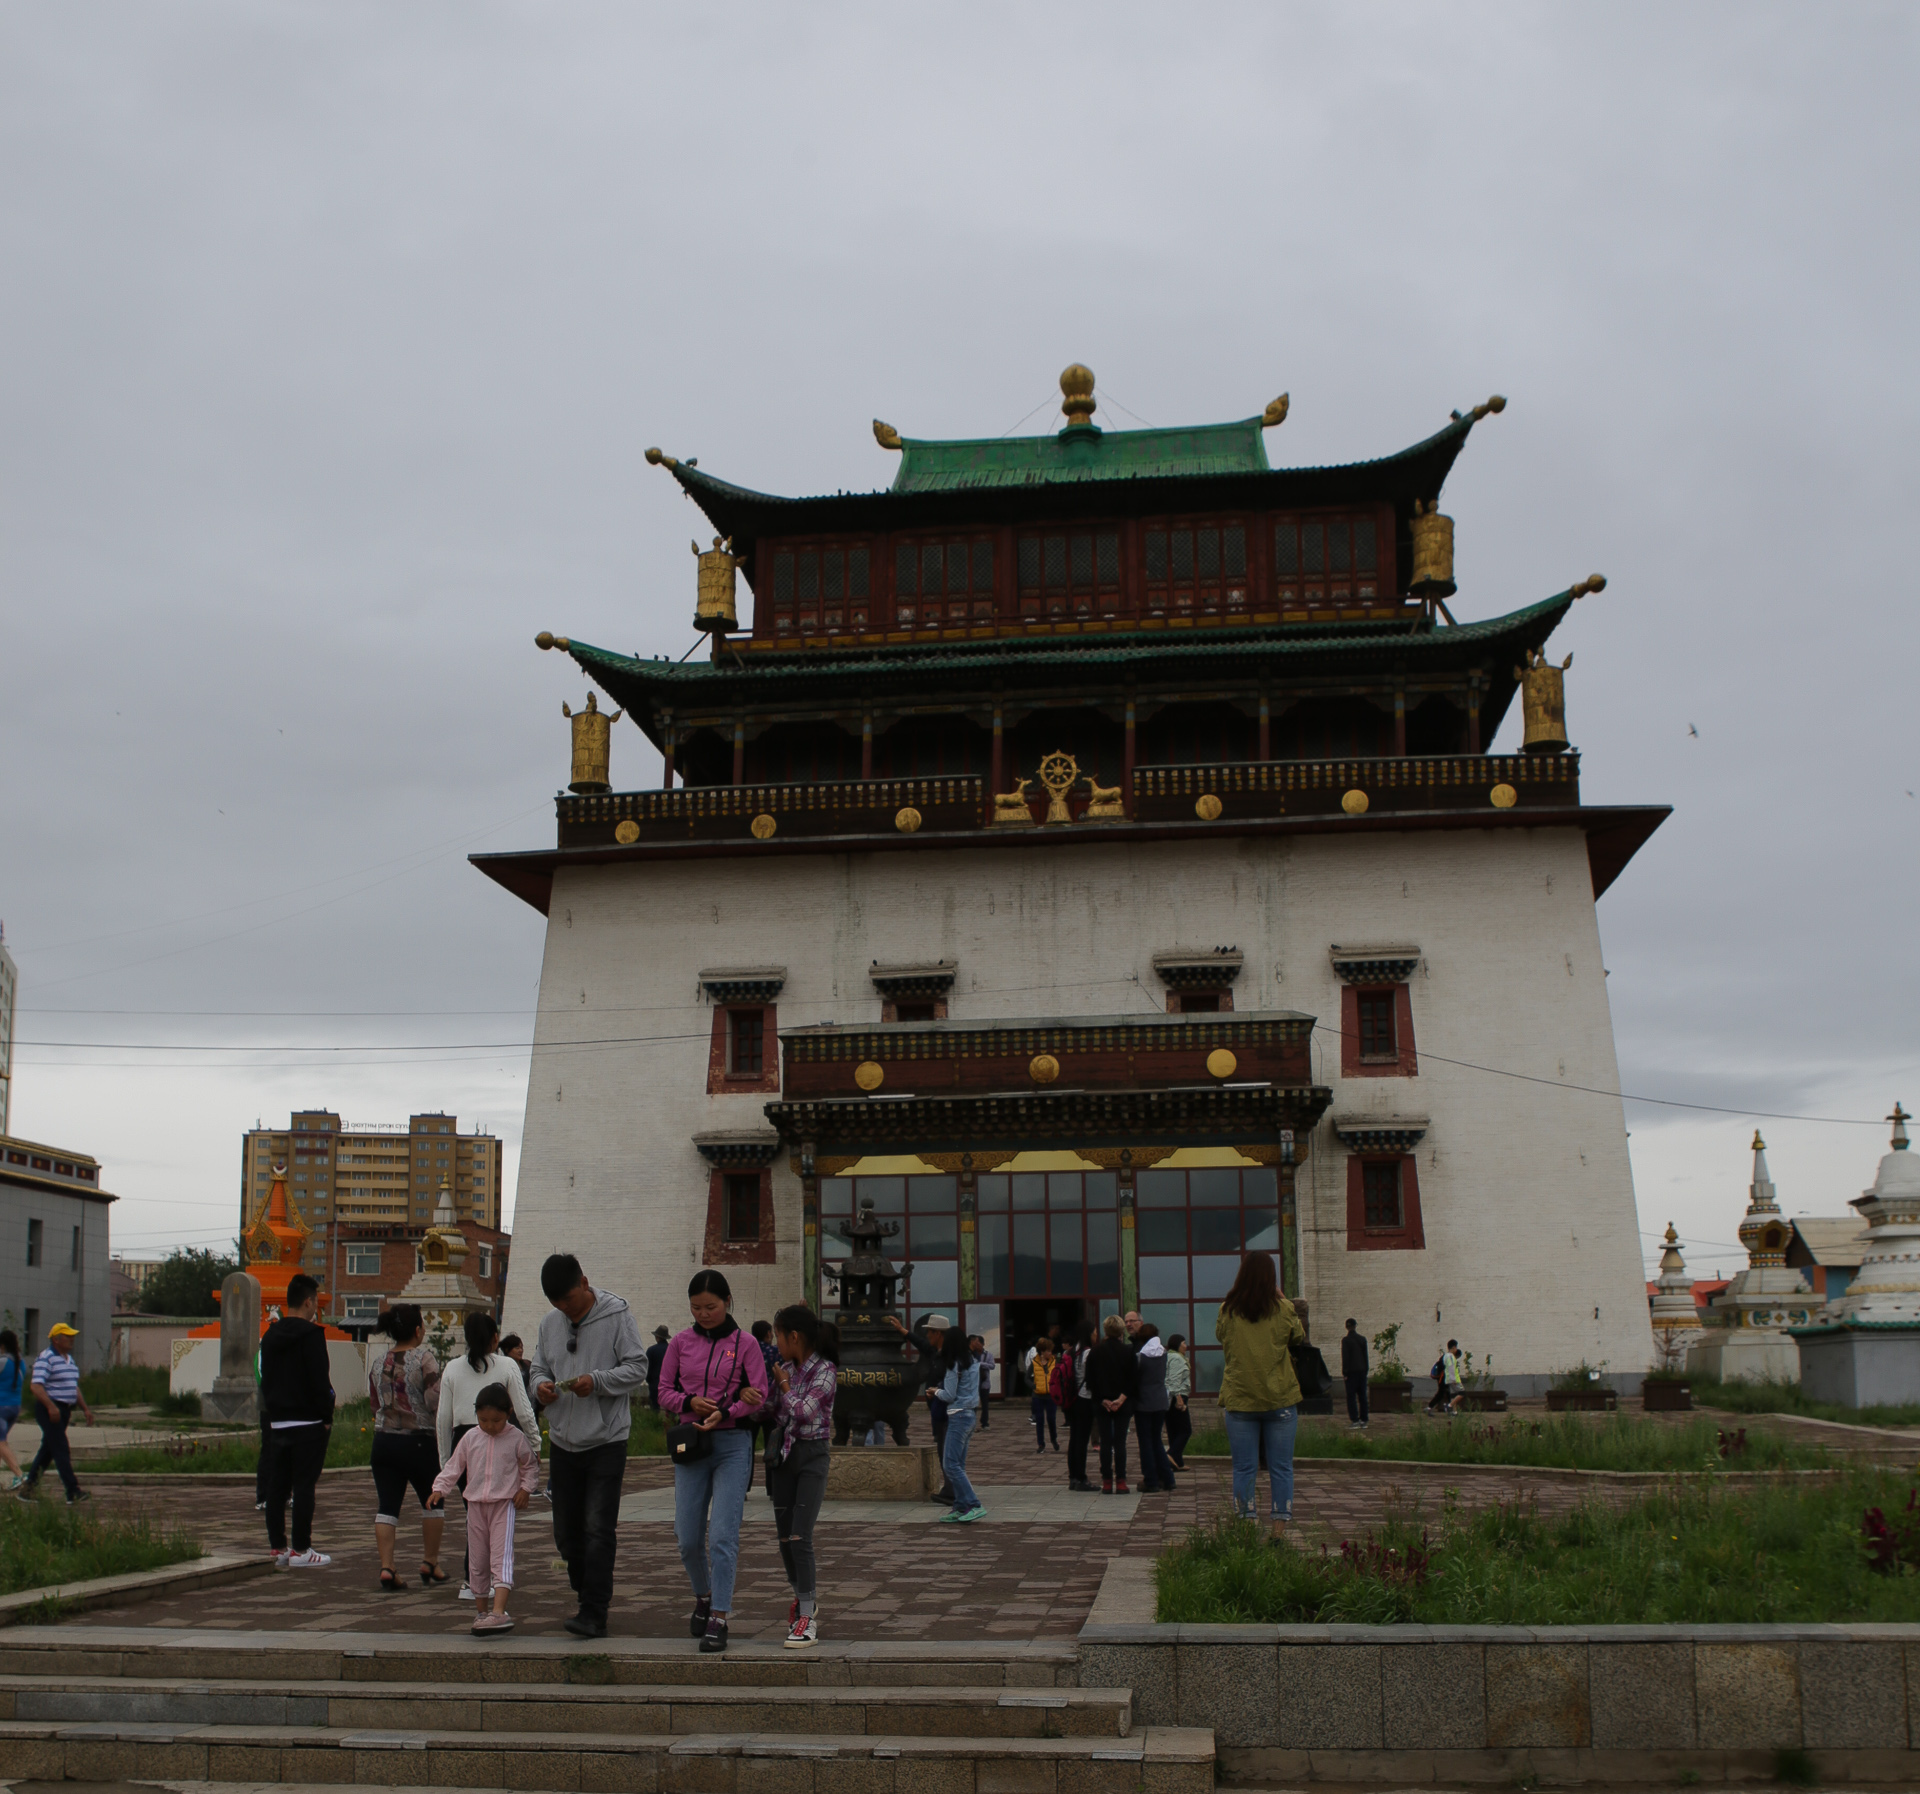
[479,366,1667,1390]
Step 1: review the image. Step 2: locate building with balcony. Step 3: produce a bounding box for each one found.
[479,366,1668,1388]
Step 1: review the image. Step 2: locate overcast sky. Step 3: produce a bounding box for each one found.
[2,3,1915,1285]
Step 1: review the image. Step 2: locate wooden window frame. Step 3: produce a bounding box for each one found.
[1345,1154,1425,1251]
[1340,984,1418,1078]
[704,1166,776,1264]
[1016,526,1123,622]
[1165,988,1233,1015]
[765,538,874,638]
[1142,517,1251,619]
[1273,507,1391,616]
[882,997,947,1023]
[707,1004,780,1095]
[891,533,998,630]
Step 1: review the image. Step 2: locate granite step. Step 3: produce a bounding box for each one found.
[0,1626,1080,1688]
[0,1673,1131,1738]
[0,1720,1215,1794]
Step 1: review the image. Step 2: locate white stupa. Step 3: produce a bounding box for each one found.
[1648,1223,1704,1366]
[1687,1132,1812,1385]
[1793,1106,1920,1407]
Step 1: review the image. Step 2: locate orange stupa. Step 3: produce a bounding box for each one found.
[188,1162,350,1341]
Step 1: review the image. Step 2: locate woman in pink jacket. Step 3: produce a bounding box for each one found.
[430,1383,539,1635]
[657,1269,770,1654]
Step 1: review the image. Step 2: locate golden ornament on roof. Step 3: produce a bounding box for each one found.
[1059,364,1096,428]
[1341,789,1369,815]
[894,807,922,833]
[854,1061,884,1092]
[562,691,621,794]
[1194,794,1223,821]
[1489,783,1517,810]
[1206,1048,1238,1081]
[1037,751,1080,825]
[1029,1054,1061,1084]
[750,813,778,840]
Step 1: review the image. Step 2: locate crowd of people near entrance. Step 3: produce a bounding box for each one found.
[193,1245,1316,1649]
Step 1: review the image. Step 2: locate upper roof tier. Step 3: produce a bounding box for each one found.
[646,365,1504,543]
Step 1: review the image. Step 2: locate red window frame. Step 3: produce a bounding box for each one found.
[1017,527,1122,622]
[704,1166,775,1264]
[893,534,997,629]
[1142,517,1251,619]
[1164,989,1233,1015]
[707,1005,780,1095]
[1272,508,1389,615]
[1345,1155,1424,1251]
[766,539,873,637]
[1340,984,1418,1078]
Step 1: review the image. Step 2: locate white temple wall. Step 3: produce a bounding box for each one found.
[502,825,1655,1377]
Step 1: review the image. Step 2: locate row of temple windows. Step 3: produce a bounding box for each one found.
[764,513,1389,633]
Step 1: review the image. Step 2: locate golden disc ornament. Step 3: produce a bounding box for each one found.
[1341,789,1369,816]
[1206,1048,1238,1080]
[1195,793,1223,821]
[613,819,640,845]
[1489,783,1518,810]
[854,1061,884,1092]
[1029,1053,1061,1084]
[750,813,778,840]
[895,806,923,833]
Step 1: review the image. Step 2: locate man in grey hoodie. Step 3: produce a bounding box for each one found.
[529,1253,649,1638]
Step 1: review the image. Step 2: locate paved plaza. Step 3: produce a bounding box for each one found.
[49,1402,1750,1644]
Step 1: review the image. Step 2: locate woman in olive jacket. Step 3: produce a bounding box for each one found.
[1213,1252,1305,1533]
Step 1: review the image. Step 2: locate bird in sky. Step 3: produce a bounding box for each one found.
[1687,724,1699,738]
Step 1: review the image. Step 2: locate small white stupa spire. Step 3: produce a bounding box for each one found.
[1821,1103,1920,1325]
[1650,1222,1704,1357]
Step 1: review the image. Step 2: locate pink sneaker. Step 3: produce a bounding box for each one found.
[471,1612,514,1635]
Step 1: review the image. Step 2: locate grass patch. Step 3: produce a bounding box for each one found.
[79,1364,170,1407]
[1692,1376,1920,1430]
[91,1398,377,1473]
[628,1405,668,1457]
[0,1497,200,1595]
[1183,1412,1824,1472]
[1157,1467,1920,1625]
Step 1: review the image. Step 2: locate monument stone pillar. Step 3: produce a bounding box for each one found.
[205,1271,262,1422]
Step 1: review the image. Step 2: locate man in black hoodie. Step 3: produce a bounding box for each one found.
[259,1274,336,1566]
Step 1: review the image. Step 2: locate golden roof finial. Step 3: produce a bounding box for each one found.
[1891,1103,1911,1150]
[1752,1129,1766,1152]
[1262,393,1290,428]
[1059,363,1096,427]
[873,420,903,451]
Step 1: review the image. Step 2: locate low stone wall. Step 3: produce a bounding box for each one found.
[1079,1621,1920,1782]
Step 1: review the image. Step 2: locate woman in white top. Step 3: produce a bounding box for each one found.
[437,1313,542,1598]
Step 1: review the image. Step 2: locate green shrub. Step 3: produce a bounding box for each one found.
[79,1365,170,1407]
[1550,1360,1608,1394]
[152,1389,201,1419]
[628,1404,667,1457]
[1158,1468,1920,1625]
[0,1498,199,1594]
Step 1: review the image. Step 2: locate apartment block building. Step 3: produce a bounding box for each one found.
[238,1109,505,1279]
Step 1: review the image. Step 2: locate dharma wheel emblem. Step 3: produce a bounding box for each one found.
[1037,752,1080,825]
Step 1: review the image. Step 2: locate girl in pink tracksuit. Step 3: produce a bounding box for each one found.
[430,1383,539,1634]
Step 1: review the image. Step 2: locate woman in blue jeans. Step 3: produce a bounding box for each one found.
[658,1269,770,1652]
[934,1329,984,1522]
[1213,1251,1305,1536]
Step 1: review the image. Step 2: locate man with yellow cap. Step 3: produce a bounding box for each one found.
[15,1323,93,1505]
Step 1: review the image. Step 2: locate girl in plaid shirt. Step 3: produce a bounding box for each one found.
[765,1303,839,1647]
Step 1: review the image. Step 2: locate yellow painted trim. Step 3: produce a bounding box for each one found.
[1156,1144,1265,1168]
[839,1153,948,1176]
[1001,1148,1107,1172]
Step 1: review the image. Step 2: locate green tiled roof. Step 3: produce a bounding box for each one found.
[891,419,1269,492]
[561,591,1572,731]
[660,410,1482,543]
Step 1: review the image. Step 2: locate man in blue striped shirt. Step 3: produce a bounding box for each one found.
[16,1323,93,1504]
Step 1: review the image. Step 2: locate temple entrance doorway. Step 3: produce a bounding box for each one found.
[1003,1297,1088,1395]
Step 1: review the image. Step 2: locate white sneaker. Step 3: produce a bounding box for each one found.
[283,1549,331,1568]
[458,1583,475,1601]
[270,1548,291,1568]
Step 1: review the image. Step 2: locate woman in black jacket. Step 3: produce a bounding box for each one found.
[1084,1316,1139,1494]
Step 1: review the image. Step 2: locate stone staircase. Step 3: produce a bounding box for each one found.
[0,1626,1212,1792]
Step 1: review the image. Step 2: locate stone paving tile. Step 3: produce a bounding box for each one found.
[65,1402,1673,1642]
